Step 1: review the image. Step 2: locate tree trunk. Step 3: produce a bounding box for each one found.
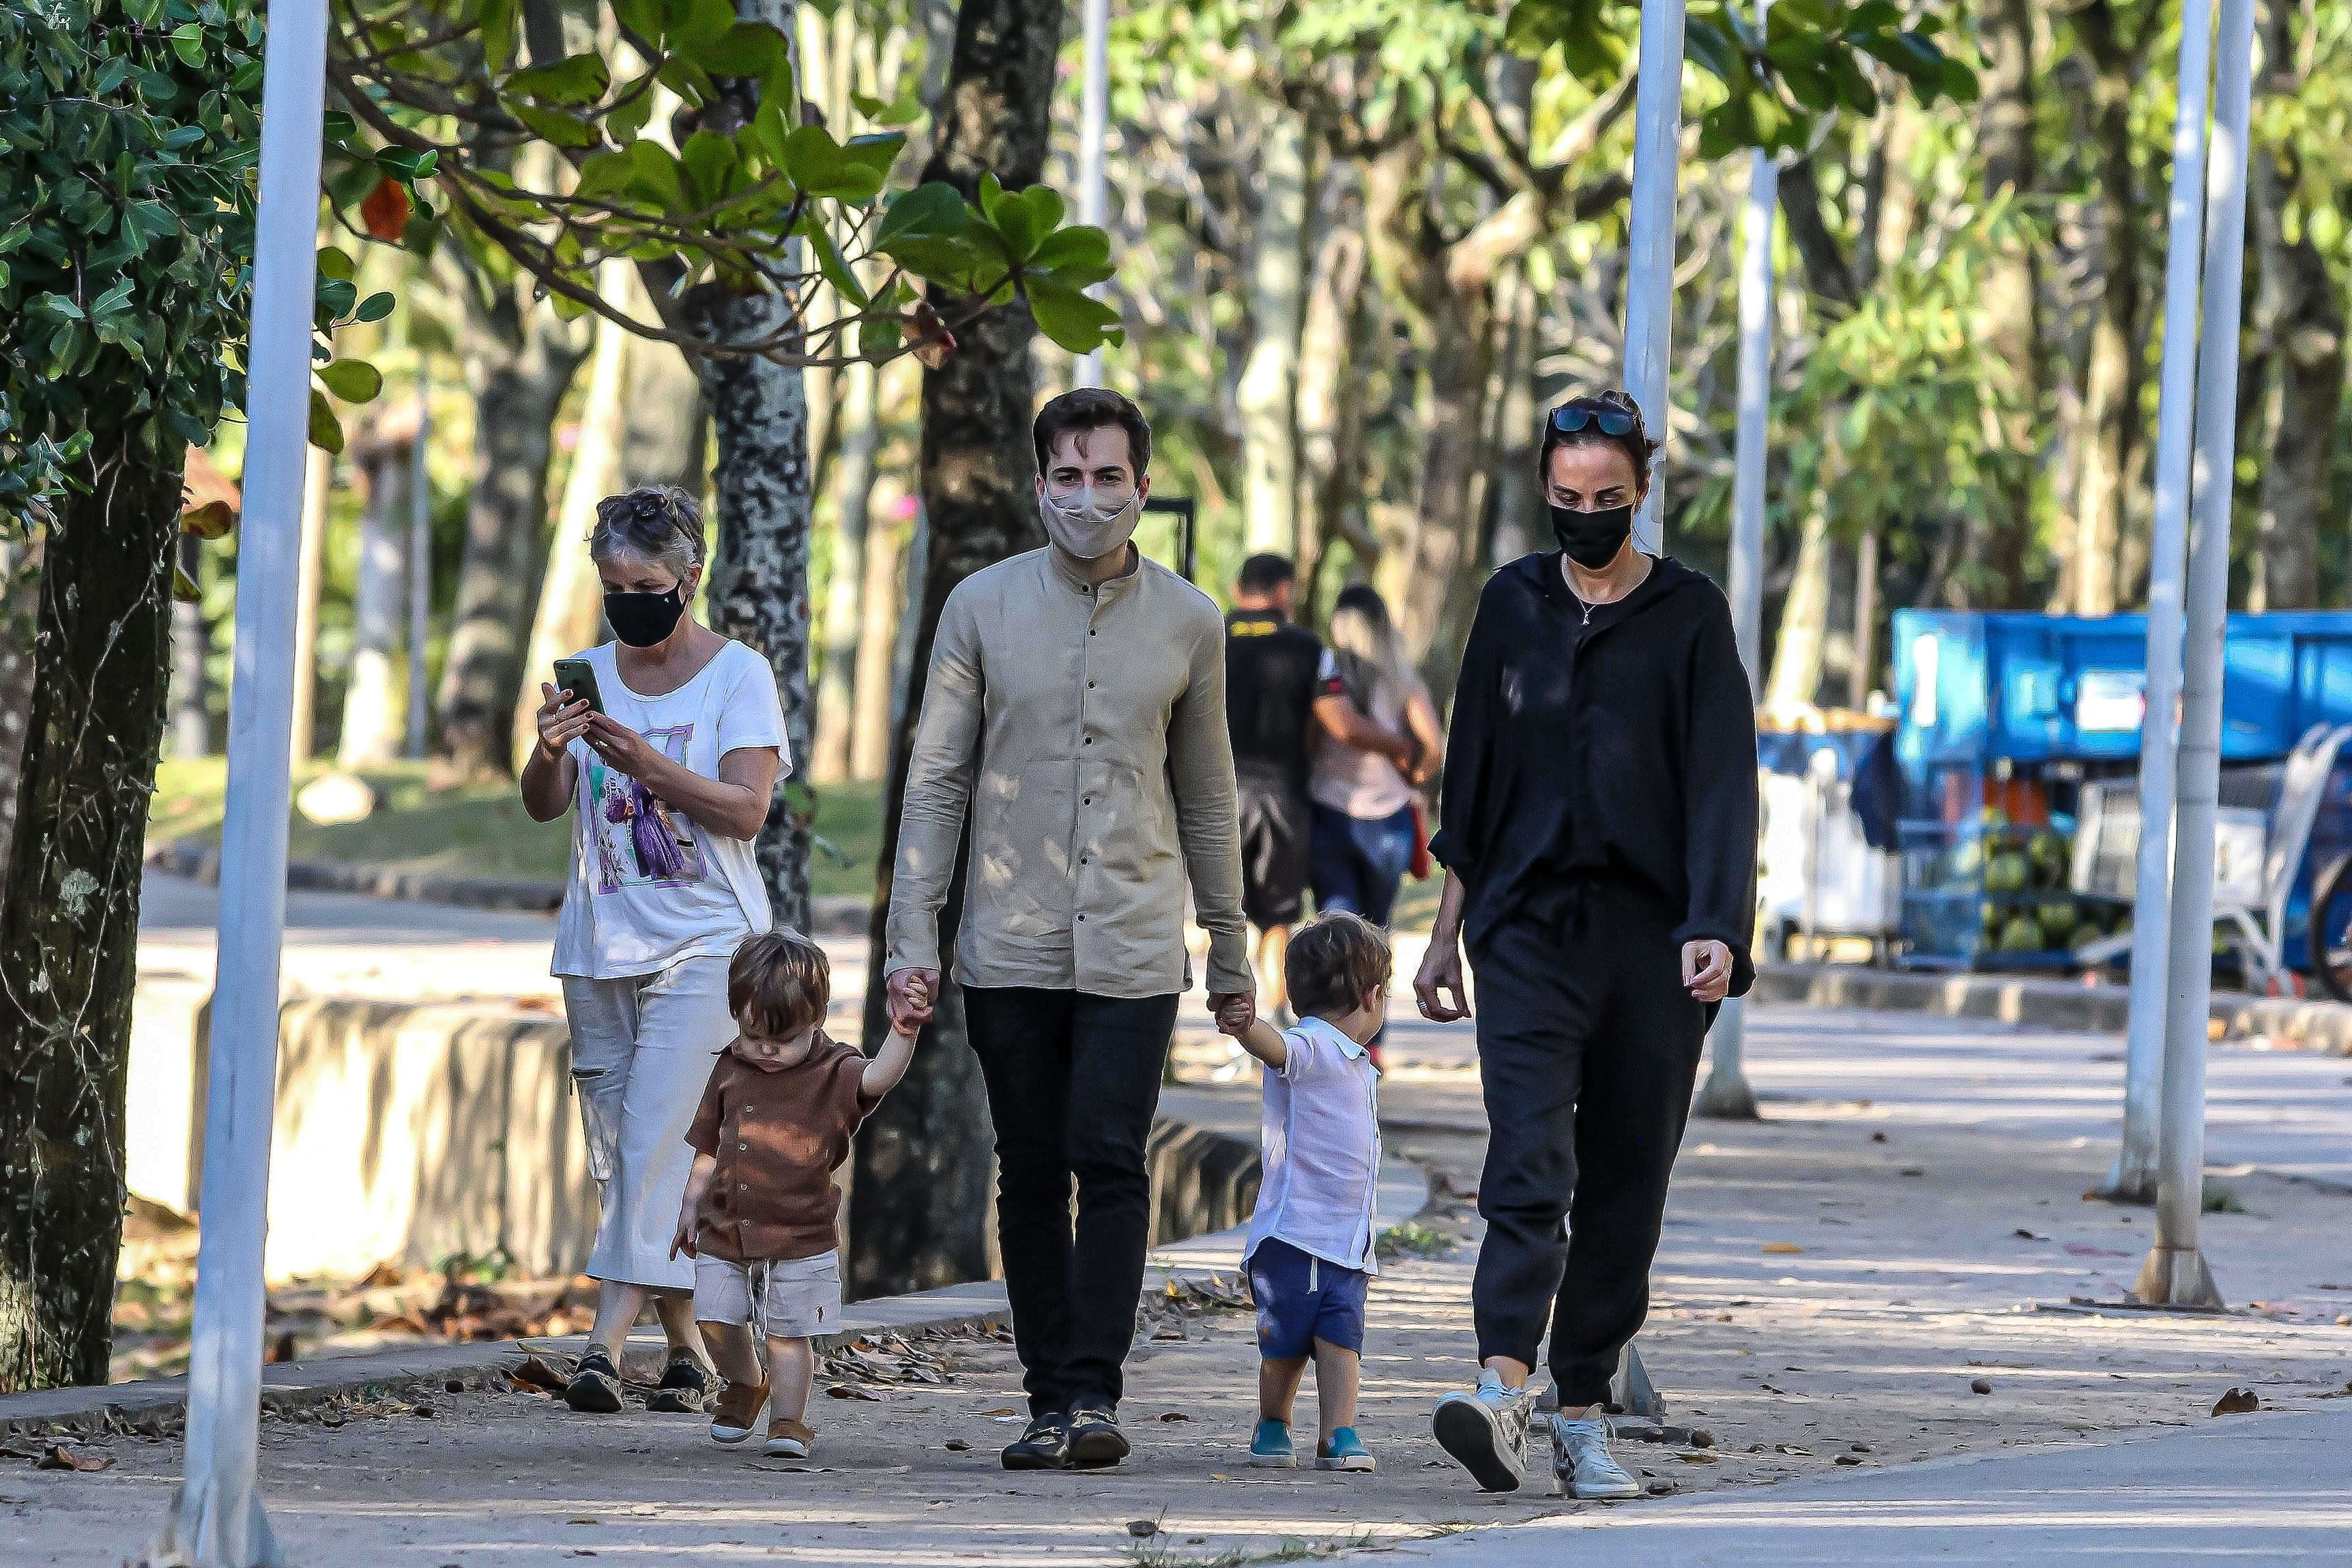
[2248,10,2342,611]
[0,542,46,877]
[338,448,409,768]
[850,476,908,782]
[1236,108,1309,556]
[1954,0,2042,608]
[288,444,330,766]
[0,441,180,1392]
[1765,500,1833,713]
[512,263,635,771]
[811,359,880,783]
[169,535,208,759]
[2067,1,2149,618]
[1850,525,1880,706]
[1487,263,1543,570]
[620,340,708,496]
[851,0,1060,1301]
[435,255,589,775]
[1296,193,1368,620]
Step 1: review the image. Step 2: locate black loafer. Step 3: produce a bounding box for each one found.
[563,1347,624,1414]
[1067,1405,1129,1469]
[646,1352,713,1414]
[1001,1412,1072,1470]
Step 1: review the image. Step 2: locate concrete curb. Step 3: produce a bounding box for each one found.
[1751,962,2352,1056]
[143,840,873,935]
[0,1279,1015,1443]
[1,1119,1286,1443]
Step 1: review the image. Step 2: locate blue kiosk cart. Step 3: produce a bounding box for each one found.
[1891,609,2352,989]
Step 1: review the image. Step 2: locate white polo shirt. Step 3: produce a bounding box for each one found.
[1243,1016,1382,1275]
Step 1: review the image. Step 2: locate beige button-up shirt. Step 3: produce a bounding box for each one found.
[884,546,1251,1000]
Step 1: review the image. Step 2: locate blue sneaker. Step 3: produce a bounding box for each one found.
[1249,1419,1296,1468]
[1318,1427,1374,1472]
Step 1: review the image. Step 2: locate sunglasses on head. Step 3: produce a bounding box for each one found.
[1548,402,1637,437]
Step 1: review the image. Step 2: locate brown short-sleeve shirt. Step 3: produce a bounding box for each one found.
[684,1033,879,1263]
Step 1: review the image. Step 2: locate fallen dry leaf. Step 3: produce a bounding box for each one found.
[2211,1387,2260,1416]
[1127,1520,1160,1538]
[37,1445,113,1473]
[1761,1242,1804,1255]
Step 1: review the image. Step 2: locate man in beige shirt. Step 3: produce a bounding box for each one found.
[886,388,1252,1473]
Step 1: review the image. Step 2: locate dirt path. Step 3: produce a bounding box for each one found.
[17,1097,2351,1567]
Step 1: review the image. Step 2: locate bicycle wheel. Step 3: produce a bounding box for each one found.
[2309,855,2352,1002]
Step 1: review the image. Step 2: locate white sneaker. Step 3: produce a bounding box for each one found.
[1551,1414,1640,1500]
[1432,1369,1533,1492]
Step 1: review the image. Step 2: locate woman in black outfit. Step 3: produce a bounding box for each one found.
[1417,391,1758,1500]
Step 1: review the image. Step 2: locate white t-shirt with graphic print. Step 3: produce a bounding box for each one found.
[551,638,787,980]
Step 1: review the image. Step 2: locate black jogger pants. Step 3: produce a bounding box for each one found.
[963,985,1178,1417]
[1469,879,1709,1408]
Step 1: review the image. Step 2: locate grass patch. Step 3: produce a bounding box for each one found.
[2202,1181,2246,1215]
[1374,1222,1460,1261]
[1129,1531,1382,1568]
[150,759,885,899]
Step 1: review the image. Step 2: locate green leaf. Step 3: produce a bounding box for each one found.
[315,246,356,281]
[611,0,662,42]
[308,389,346,454]
[626,141,685,207]
[687,20,784,76]
[479,0,517,70]
[170,22,207,68]
[607,76,658,142]
[672,0,738,53]
[504,52,611,106]
[354,291,395,323]
[511,102,601,149]
[680,129,741,206]
[877,183,970,246]
[1026,278,1122,354]
[858,316,903,358]
[783,126,845,193]
[841,132,906,179]
[797,214,869,307]
[1027,225,1112,283]
[315,276,358,321]
[318,358,383,403]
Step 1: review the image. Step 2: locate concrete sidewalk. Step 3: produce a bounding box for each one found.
[1410,1402,2352,1565]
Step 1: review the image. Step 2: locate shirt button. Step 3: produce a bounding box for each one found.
[1084,736,1093,745]
[1077,914,1086,921]
[739,1142,748,1150]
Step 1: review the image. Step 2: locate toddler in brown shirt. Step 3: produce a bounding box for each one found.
[670,931,918,1457]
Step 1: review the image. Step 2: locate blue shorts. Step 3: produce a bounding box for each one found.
[1247,1237,1369,1360]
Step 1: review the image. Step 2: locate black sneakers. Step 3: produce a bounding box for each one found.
[563,1346,624,1413]
[646,1351,714,1414]
[1067,1405,1130,1469]
[1001,1412,1073,1470]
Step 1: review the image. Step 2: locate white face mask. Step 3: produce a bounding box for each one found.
[1040,484,1142,562]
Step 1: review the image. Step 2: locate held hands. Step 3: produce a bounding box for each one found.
[887,968,940,1036]
[535,684,592,761]
[1682,939,1733,1004]
[1206,991,1256,1034]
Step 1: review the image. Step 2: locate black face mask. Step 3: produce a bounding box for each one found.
[1549,502,1634,570]
[605,585,687,648]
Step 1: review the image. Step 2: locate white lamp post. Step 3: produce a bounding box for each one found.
[149,1,327,1562]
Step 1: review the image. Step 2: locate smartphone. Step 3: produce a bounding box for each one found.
[551,658,607,717]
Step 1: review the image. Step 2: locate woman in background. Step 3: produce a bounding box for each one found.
[1307,585,1442,930]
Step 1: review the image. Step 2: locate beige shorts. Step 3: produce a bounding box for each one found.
[694,1250,842,1339]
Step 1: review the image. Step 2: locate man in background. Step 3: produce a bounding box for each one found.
[1225,557,1416,1023]
[1224,555,1323,1022]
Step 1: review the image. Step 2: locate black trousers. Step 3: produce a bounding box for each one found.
[1469,880,1708,1408]
[963,985,1178,1416]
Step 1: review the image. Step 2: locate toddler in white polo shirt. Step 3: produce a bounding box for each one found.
[1214,911,1389,1474]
